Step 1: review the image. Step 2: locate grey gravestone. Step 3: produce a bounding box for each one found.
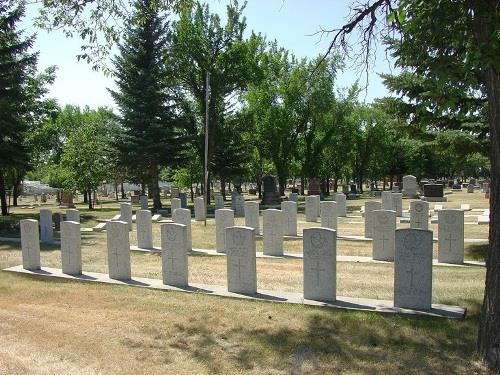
[106,221,131,280]
[171,188,180,198]
[136,210,153,249]
[244,201,260,235]
[39,208,53,243]
[303,227,336,302]
[119,203,132,231]
[172,208,192,251]
[171,198,181,214]
[364,201,382,238]
[372,210,396,261]
[61,221,82,275]
[394,228,433,310]
[263,209,284,256]
[288,192,298,202]
[179,193,187,208]
[214,195,224,210]
[335,193,347,217]
[234,194,245,217]
[403,175,417,197]
[305,196,318,222]
[215,209,235,253]
[410,201,429,230]
[320,201,337,230]
[161,223,188,287]
[281,201,297,236]
[66,209,80,223]
[392,193,403,217]
[21,219,40,270]
[194,197,206,221]
[139,195,148,210]
[381,191,393,210]
[438,209,464,264]
[226,226,257,294]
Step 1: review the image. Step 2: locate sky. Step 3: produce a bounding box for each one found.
[21,0,396,110]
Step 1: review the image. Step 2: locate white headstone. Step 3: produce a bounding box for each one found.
[226,226,257,294]
[403,175,417,197]
[410,201,429,230]
[172,208,192,251]
[21,219,40,270]
[305,196,318,222]
[106,221,131,280]
[263,209,284,256]
[392,193,403,217]
[281,201,297,236]
[303,227,336,302]
[335,193,347,217]
[171,198,181,214]
[372,210,396,261]
[215,209,235,253]
[119,203,132,231]
[61,221,82,275]
[66,209,80,223]
[139,195,148,210]
[214,195,224,210]
[136,210,153,249]
[394,228,433,310]
[364,201,382,238]
[320,201,337,230]
[244,201,260,235]
[194,197,206,221]
[161,223,188,287]
[438,209,464,264]
[381,191,393,210]
[314,195,321,217]
[39,208,53,243]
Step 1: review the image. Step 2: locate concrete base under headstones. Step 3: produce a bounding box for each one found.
[3,265,465,318]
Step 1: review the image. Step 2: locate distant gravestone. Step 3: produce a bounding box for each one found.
[179,193,187,208]
[61,221,82,275]
[307,178,321,196]
[335,193,347,217]
[171,188,180,198]
[106,221,131,280]
[320,201,337,230]
[467,183,475,193]
[21,219,40,271]
[381,191,393,210]
[244,201,260,235]
[314,195,321,217]
[364,201,382,238]
[215,209,235,253]
[119,203,132,231]
[136,210,153,249]
[263,209,284,256]
[172,208,192,251]
[372,210,396,261]
[438,209,464,264]
[171,198,181,214]
[226,226,257,294]
[394,228,433,310]
[305,196,318,222]
[281,201,297,236]
[288,192,298,202]
[139,195,148,210]
[194,197,206,221]
[39,208,53,243]
[214,195,224,210]
[410,201,429,230]
[422,184,446,202]
[391,193,403,217]
[161,223,188,287]
[234,194,245,217]
[261,175,282,205]
[402,175,417,197]
[66,208,80,223]
[53,212,63,231]
[303,227,336,302]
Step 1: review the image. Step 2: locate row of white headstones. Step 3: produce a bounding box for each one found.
[20,216,434,310]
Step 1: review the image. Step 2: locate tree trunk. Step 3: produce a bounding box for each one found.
[477,23,500,370]
[13,180,18,207]
[334,178,338,193]
[257,178,262,199]
[120,181,126,199]
[0,171,9,215]
[83,191,88,203]
[221,176,226,200]
[300,176,305,195]
[278,173,286,196]
[150,165,162,210]
[88,192,93,210]
[114,180,119,201]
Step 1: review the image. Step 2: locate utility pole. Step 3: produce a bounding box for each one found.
[204,71,210,226]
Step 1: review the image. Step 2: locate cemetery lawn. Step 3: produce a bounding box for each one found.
[0,191,492,374]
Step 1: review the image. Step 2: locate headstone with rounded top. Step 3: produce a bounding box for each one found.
[438,209,464,264]
[263,209,284,256]
[136,209,153,249]
[194,197,206,221]
[281,200,297,236]
[320,201,337,230]
[161,222,188,287]
[364,201,382,238]
[410,201,429,230]
[172,208,192,251]
[226,226,257,294]
[61,221,82,275]
[216,209,235,253]
[372,210,396,261]
[106,221,131,280]
[335,193,347,217]
[39,208,53,243]
[244,201,260,235]
[21,219,40,271]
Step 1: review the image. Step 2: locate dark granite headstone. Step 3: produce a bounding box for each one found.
[261,175,281,205]
[423,184,444,198]
[307,178,321,196]
[53,212,63,231]
[249,188,257,195]
[179,192,187,208]
[291,188,299,194]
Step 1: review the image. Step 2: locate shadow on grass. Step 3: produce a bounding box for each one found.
[466,243,489,262]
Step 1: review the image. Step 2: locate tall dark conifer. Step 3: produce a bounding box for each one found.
[110,0,184,209]
[0,1,38,215]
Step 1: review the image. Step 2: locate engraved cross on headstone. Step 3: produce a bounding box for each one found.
[233,257,245,280]
[311,258,325,286]
[378,233,389,251]
[445,233,457,252]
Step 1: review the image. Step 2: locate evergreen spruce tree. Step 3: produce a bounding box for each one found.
[0,1,38,215]
[109,0,185,209]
